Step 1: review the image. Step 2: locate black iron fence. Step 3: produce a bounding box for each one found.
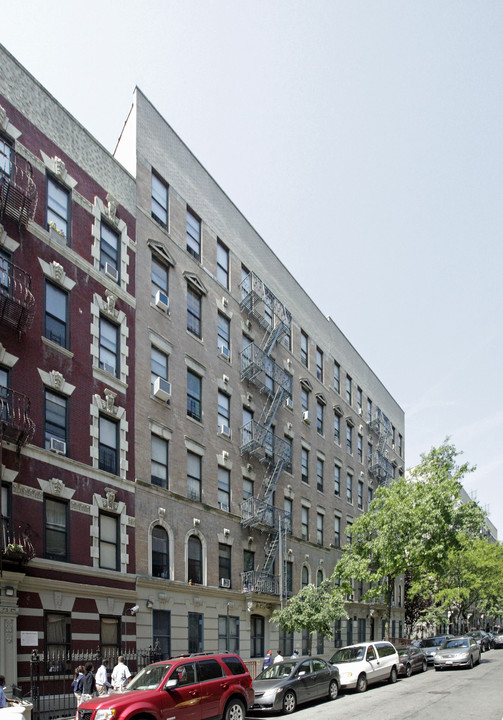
[29,646,161,720]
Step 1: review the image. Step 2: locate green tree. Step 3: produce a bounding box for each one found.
[332,441,486,635]
[270,580,347,655]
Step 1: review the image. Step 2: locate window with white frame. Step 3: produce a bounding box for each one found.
[151,255,169,304]
[45,390,68,454]
[100,222,120,281]
[367,397,372,422]
[346,473,353,504]
[99,316,119,377]
[187,370,202,422]
[300,330,309,367]
[151,345,168,393]
[151,172,169,227]
[358,480,364,509]
[316,512,324,546]
[334,516,341,547]
[99,512,119,570]
[334,361,340,393]
[218,466,230,511]
[316,400,324,435]
[44,496,68,561]
[187,285,202,337]
[188,535,203,584]
[334,464,341,496]
[45,281,68,348]
[99,415,119,475]
[217,240,229,288]
[316,347,323,381]
[186,209,201,260]
[217,312,230,356]
[346,423,353,454]
[346,375,352,405]
[47,175,70,241]
[357,433,363,462]
[219,543,231,585]
[301,506,309,541]
[187,451,202,502]
[151,434,169,489]
[243,477,253,501]
[334,412,340,444]
[316,458,324,492]
[301,448,309,484]
[152,525,169,578]
[218,391,230,433]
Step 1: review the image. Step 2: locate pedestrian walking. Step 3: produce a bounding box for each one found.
[111,656,131,692]
[81,662,96,702]
[262,650,273,671]
[71,665,85,706]
[273,650,284,664]
[95,659,112,696]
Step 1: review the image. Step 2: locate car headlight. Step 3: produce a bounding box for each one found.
[95,710,117,720]
[261,688,282,700]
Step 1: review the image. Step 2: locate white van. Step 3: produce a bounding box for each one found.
[330,641,399,692]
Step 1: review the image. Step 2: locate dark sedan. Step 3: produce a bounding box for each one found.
[252,657,340,714]
[490,631,503,649]
[468,630,491,652]
[397,646,428,677]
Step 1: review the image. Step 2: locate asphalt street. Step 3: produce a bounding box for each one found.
[247,649,503,720]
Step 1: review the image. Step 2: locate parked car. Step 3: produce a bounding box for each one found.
[418,636,453,664]
[397,646,428,677]
[434,636,481,670]
[330,641,399,692]
[490,630,503,649]
[252,656,339,714]
[77,653,254,720]
[468,630,491,652]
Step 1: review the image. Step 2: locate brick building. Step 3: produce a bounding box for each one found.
[1,44,405,685]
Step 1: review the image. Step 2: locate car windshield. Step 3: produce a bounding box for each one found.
[256,661,297,680]
[421,638,444,647]
[127,663,172,691]
[443,639,469,649]
[331,646,365,663]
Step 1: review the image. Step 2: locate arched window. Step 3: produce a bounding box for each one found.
[152,525,169,579]
[250,614,265,658]
[188,535,202,584]
[317,569,323,587]
[301,566,309,587]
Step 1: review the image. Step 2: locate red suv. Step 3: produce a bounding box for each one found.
[77,653,253,720]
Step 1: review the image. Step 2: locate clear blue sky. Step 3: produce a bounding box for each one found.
[3,0,502,534]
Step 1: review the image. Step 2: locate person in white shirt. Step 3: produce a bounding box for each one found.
[111,657,131,692]
[273,650,284,664]
[95,660,112,695]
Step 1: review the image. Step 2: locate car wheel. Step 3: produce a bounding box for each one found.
[282,690,297,714]
[405,663,412,678]
[422,659,427,672]
[224,698,245,720]
[468,656,474,669]
[389,666,398,684]
[356,673,367,692]
[328,679,339,700]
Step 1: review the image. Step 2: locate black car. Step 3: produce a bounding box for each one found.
[397,646,428,676]
[252,657,340,714]
[468,630,491,652]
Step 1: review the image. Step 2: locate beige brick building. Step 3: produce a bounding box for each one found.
[115,89,406,660]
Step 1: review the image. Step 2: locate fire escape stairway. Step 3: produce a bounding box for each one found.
[369,408,393,485]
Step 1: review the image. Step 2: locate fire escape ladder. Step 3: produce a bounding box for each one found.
[263,531,280,574]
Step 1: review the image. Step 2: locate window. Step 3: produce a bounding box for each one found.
[99,512,119,570]
[151,434,168,489]
[217,313,230,357]
[187,286,202,337]
[398,433,403,457]
[242,407,253,447]
[186,209,201,260]
[346,473,353,503]
[316,347,323,381]
[151,172,169,227]
[357,434,363,462]
[0,134,12,177]
[284,497,293,532]
[100,616,120,658]
[45,390,68,453]
[153,610,171,660]
[188,611,204,653]
[334,361,340,393]
[250,614,264,658]
[346,375,352,405]
[357,387,362,413]
[152,256,169,303]
[368,441,373,465]
[286,561,293,594]
[334,465,341,496]
[316,400,324,435]
[300,330,309,366]
[358,618,366,642]
[217,240,229,288]
[1,482,11,540]
[188,536,203,584]
[244,549,255,572]
[45,281,68,348]
[368,487,373,505]
[152,525,169,578]
[218,466,230,511]
[187,370,202,421]
[334,516,341,548]
[316,458,324,492]
[334,412,340,444]
[219,543,231,586]
[346,423,353,454]
[243,477,254,501]
[301,506,309,541]
[47,175,70,240]
[0,249,10,294]
[346,522,353,545]
[151,346,168,393]
[45,612,71,665]
[187,451,202,502]
[99,416,118,475]
[218,615,239,653]
[316,513,324,546]
[99,317,119,376]
[301,387,309,413]
[367,397,372,422]
[218,391,230,432]
[45,497,68,561]
[358,481,364,509]
[301,448,309,484]
[301,565,309,587]
[100,222,120,280]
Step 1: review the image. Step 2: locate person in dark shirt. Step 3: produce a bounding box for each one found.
[81,663,96,699]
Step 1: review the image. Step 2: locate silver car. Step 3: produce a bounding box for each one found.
[434,636,481,670]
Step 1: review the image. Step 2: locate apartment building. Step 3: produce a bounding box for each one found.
[0,44,405,685]
[0,46,137,685]
[114,89,406,659]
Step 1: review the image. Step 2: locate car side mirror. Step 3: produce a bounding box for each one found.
[165,678,179,691]
[297,671,306,677]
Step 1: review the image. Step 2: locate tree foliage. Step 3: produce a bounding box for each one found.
[332,440,486,633]
[270,580,347,654]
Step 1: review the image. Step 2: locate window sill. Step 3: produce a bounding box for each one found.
[42,336,74,359]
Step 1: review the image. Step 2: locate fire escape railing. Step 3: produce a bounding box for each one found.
[0,152,38,228]
[0,257,36,333]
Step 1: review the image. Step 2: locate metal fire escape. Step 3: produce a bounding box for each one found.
[368,408,394,485]
[239,271,293,601]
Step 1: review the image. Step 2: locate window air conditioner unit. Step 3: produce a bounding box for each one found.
[50,437,66,454]
[104,262,118,282]
[285,397,293,409]
[155,289,169,312]
[218,501,230,512]
[100,361,115,375]
[218,344,231,361]
[153,377,171,401]
[302,410,311,424]
[222,296,229,308]
[219,424,231,438]
[220,577,231,588]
